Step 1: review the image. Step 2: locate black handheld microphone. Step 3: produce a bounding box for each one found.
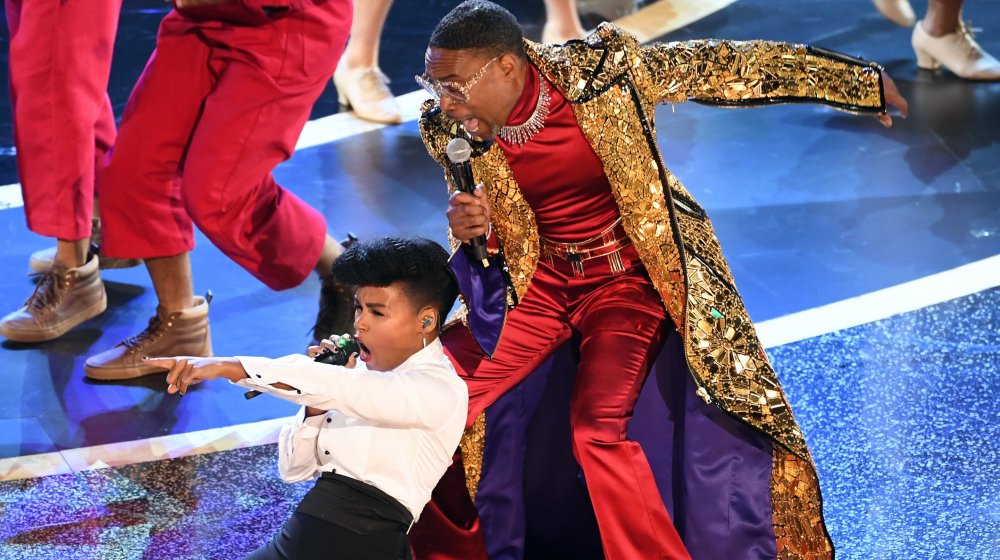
[446,138,490,267]
[244,335,361,400]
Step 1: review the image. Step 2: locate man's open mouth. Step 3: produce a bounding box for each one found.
[463,117,481,135]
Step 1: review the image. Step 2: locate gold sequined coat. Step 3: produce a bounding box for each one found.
[420,23,885,559]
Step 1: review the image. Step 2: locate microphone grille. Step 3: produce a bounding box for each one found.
[446,138,473,163]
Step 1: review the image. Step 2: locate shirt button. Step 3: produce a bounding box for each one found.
[296,390,302,394]
[326,418,332,423]
[325,450,330,455]
[255,374,262,378]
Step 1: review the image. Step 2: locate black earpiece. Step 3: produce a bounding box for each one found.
[422,317,433,328]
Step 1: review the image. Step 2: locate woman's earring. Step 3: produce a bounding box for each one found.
[421,317,432,347]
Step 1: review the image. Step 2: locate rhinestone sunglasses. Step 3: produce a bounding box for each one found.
[415,55,500,104]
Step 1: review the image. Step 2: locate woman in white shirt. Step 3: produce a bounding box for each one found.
[147,237,467,560]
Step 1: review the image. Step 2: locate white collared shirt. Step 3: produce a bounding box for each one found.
[235,339,468,520]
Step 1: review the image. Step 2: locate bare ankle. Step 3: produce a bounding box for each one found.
[923,19,958,37]
[342,52,378,71]
[54,239,89,268]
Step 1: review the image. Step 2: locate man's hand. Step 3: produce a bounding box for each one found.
[877,70,909,128]
[146,356,246,395]
[172,0,232,9]
[446,183,491,243]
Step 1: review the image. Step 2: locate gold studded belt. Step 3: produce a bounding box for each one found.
[540,219,633,277]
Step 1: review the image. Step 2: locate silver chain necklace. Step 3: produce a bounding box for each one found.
[498,79,550,145]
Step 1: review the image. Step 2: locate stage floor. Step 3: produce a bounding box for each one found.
[1,0,998,558]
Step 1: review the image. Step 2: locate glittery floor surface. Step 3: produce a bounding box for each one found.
[769,287,1000,560]
[2,287,996,559]
[0,444,306,560]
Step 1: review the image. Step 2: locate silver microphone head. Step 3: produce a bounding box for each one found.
[446,138,473,164]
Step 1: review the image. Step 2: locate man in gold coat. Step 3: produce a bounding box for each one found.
[407,1,907,558]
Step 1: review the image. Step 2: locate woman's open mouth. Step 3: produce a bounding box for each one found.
[356,339,372,362]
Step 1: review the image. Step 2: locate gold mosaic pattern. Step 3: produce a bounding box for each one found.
[638,36,884,112]
[772,447,834,559]
[674,211,737,289]
[529,41,601,102]
[470,150,540,305]
[459,412,487,501]
[664,168,706,220]
[685,255,806,457]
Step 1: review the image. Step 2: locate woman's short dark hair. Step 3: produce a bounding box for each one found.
[429,0,526,59]
[333,237,459,320]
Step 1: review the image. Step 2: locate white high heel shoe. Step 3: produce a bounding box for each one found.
[872,0,916,27]
[912,20,1000,81]
[332,62,403,124]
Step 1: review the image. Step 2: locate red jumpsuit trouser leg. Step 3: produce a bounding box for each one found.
[6,0,120,240]
[99,1,351,290]
[421,258,690,559]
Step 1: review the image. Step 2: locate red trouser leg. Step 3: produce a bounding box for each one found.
[567,272,690,560]
[98,12,215,260]
[100,1,351,289]
[7,0,121,240]
[179,1,351,289]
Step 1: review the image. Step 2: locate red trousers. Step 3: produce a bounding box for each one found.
[6,0,120,240]
[421,250,690,560]
[99,0,351,290]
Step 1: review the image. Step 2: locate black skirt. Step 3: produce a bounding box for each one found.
[245,471,414,560]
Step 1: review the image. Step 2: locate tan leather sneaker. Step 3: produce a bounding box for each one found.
[29,246,143,275]
[84,295,212,380]
[28,218,142,275]
[0,256,107,343]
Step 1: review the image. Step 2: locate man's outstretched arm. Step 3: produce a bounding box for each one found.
[637,36,907,124]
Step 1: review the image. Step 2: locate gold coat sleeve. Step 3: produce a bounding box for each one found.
[637,37,886,113]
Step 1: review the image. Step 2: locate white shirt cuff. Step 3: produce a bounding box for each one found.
[235,355,310,395]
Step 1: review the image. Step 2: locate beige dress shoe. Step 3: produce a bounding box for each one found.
[0,256,107,343]
[873,0,915,27]
[332,62,403,125]
[912,21,1000,81]
[85,295,213,380]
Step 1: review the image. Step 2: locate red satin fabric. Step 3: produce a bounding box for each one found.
[98,1,351,290]
[497,65,621,243]
[409,460,489,560]
[412,252,690,559]
[6,0,120,240]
